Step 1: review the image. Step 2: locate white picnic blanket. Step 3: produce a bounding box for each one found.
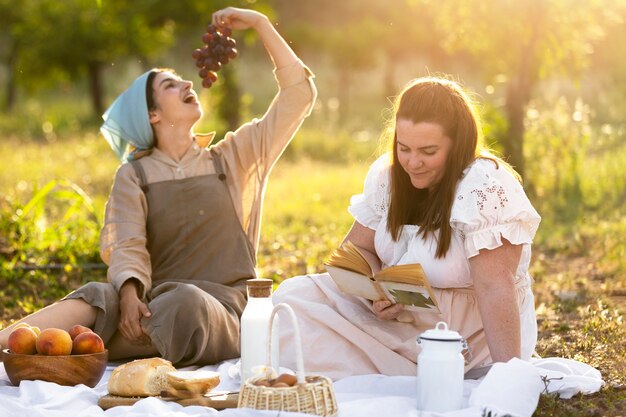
[0,357,603,417]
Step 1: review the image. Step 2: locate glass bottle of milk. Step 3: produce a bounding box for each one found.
[240,278,279,382]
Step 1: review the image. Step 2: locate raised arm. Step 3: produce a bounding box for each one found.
[212,7,298,69]
[210,7,315,166]
[209,7,316,252]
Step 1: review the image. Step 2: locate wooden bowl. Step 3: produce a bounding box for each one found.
[2,348,108,388]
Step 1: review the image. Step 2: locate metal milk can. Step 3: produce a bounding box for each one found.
[416,321,467,412]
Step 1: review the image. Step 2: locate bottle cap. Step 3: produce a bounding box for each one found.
[246,278,273,287]
[246,278,273,298]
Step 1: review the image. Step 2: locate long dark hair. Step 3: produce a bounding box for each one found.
[146,70,160,112]
[386,77,502,258]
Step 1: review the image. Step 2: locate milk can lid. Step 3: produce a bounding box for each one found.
[418,321,462,342]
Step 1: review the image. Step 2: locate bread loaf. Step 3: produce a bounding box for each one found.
[108,357,176,397]
[167,370,221,395]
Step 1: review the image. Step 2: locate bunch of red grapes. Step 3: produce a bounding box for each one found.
[192,24,238,88]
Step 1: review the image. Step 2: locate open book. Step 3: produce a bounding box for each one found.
[324,241,440,313]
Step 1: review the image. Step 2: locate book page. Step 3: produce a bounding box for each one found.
[379,281,440,313]
[324,265,385,301]
[373,263,440,312]
[325,241,373,276]
[374,263,427,285]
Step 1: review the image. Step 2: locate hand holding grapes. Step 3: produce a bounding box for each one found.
[193,8,268,89]
[195,7,299,88]
[212,7,267,31]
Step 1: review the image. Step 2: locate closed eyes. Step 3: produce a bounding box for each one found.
[397,143,438,155]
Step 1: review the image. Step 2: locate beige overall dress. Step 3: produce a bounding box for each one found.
[65,151,257,366]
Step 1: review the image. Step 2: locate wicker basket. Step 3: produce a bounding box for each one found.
[238,303,338,417]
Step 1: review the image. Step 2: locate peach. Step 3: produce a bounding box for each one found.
[71,331,105,355]
[7,327,38,355]
[30,326,41,336]
[68,324,92,340]
[36,328,73,356]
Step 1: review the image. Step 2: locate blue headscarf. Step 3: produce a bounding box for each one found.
[100,70,154,161]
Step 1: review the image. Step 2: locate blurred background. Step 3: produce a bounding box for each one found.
[2,0,626,214]
[1,1,626,411]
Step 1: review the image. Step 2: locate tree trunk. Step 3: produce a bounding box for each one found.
[218,64,241,133]
[502,6,541,180]
[87,61,104,117]
[4,41,18,112]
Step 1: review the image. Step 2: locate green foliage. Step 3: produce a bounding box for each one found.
[281,126,379,163]
[0,266,107,322]
[525,96,590,223]
[7,0,175,91]
[215,64,242,133]
[525,95,626,228]
[0,91,97,140]
[0,173,107,321]
[1,179,102,269]
[478,101,507,154]
[426,0,618,78]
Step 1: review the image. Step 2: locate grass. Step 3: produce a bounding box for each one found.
[0,130,625,416]
[258,158,369,280]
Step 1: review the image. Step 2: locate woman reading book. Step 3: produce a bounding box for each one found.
[274,76,541,379]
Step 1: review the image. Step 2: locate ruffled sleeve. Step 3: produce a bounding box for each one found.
[450,159,541,258]
[348,153,392,230]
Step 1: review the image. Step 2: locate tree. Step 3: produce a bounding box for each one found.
[1,0,276,130]
[418,0,620,178]
[4,0,175,117]
[0,0,37,111]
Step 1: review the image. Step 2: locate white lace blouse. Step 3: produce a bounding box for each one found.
[348,153,541,289]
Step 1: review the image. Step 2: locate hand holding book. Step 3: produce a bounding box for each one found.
[324,241,440,313]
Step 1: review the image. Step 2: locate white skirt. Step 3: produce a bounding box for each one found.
[273,273,537,380]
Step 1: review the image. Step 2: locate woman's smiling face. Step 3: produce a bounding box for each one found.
[149,71,202,126]
[395,119,452,191]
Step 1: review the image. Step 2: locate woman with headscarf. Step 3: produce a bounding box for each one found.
[0,7,316,366]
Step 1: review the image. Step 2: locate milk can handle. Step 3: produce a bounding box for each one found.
[462,339,472,365]
[417,321,473,365]
[266,303,306,384]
